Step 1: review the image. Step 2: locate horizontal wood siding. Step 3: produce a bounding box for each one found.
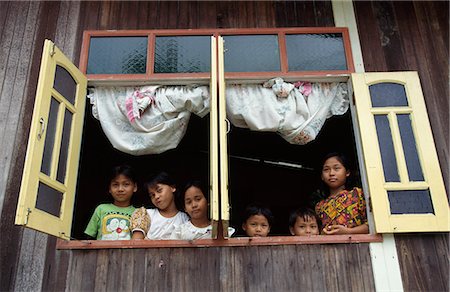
[354,1,449,291]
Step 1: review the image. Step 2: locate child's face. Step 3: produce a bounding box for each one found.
[242,214,270,237]
[148,183,176,211]
[321,156,350,191]
[109,174,137,207]
[290,216,320,236]
[184,186,208,220]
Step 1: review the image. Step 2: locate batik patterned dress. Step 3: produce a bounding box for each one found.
[315,187,367,231]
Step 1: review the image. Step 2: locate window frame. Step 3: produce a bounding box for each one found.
[79,27,355,85]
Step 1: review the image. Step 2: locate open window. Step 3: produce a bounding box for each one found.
[15,29,449,244]
[15,40,87,239]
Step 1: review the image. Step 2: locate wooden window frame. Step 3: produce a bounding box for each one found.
[58,28,384,250]
[80,27,354,85]
[16,30,396,249]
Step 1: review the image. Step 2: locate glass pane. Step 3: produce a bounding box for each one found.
[87,37,147,74]
[223,35,280,72]
[36,182,63,217]
[41,98,59,176]
[388,190,434,214]
[374,115,400,182]
[286,34,347,71]
[369,83,408,107]
[398,114,424,181]
[154,36,211,73]
[53,65,76,105]
[57,109,72,183]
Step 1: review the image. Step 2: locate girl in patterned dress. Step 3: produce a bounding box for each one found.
[315,152,369,235]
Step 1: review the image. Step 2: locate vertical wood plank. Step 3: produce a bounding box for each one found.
[395,234,449,291]
[131,248,147,292]
[314,0,335,26]
[198,1,217,28]
[354,1,388,71]
[93,249,109,292]
[14,230,48,291]
[157,1,170,29]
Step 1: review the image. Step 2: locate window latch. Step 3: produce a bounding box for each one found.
[37,117,45,140]
[24,208,31,225]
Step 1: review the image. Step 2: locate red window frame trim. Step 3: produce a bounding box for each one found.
[80,27,354,83]
[57,234,382,249]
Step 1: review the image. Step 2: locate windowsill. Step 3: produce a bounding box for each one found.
[56,234,383,250]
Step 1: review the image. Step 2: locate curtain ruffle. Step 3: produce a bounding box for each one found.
[88,79,348,155]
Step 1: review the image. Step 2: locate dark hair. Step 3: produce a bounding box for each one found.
[182,180,208,203]
[144,171,176,189]
[321,152,351,171]
[242,204,274,227]
[289,207,321,230]
[109,165,137,184]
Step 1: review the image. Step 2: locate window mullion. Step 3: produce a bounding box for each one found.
[210,36,220,239]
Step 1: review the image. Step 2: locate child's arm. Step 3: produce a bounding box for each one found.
[323,223,369,235]
[84,206,102,239]
[130,207,151,239]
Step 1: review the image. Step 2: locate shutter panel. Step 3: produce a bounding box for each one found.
[15,40,87,239]
[352,71,449,232]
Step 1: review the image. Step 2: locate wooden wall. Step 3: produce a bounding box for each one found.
[0,1,83,291]
[0,1,448,291]
[354,1,449,291]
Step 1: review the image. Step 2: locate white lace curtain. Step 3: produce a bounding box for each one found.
[88,79,348,155]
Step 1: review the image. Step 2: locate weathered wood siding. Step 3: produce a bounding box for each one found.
[60,244,374,292]
[0,1,448,291]
[0,1,82,291]
[354,1,449,291]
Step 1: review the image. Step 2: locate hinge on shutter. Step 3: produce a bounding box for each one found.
[24,208,31,225]
[368,196,373,212]
[50,43,56,57]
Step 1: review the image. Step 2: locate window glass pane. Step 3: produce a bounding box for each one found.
[223,35,280,72]
[154,36,211,73]
[54,65,76,105]
[36,182,63,217]
[388,190,434,214]
[87,37,147,74]
[286,34,347,71]
[57,109,73,183]
[41,98,59,176]
[369,83,408,107]
[398,114,424,181]
[374,115,400,182]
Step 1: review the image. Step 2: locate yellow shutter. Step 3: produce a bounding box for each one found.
[210,36,219,238]
[15,40,87,239]
[217,36,231,238]
[352,71,449,233]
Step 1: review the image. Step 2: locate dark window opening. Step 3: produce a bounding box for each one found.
[72,104,359,239]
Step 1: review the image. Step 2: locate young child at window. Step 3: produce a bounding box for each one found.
[288,207,320,236]
[84,165,137,240]
[315,152,369,235]
[241,204,274,237]
[170,180,235,240]
[131,171,188,240]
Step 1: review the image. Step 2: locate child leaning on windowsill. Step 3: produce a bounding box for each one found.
[289,207,320,236]
[84,165,137,240]
[315,152,369,235]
